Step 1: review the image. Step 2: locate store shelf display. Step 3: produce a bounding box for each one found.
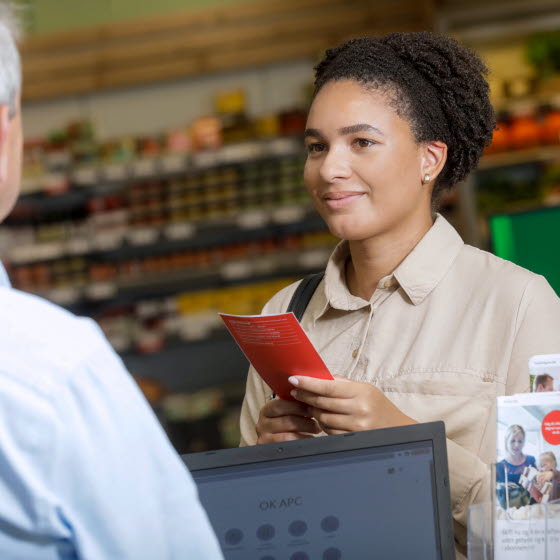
[468,78,560,248]
[3,91,332,451]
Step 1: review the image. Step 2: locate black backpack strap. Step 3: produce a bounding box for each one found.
[269,271,324,399]
[287,272,325,322]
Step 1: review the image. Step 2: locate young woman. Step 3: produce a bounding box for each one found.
[497,424,536,485]
[239,32,560,556]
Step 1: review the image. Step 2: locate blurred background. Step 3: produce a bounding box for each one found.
[3,0,560,453]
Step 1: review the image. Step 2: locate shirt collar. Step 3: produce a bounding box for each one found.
[393,214,463,305]
[314,214,463,318]
[0,260,11,288]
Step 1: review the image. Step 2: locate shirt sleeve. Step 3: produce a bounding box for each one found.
[0,322,223,559]
[505,274,560,395]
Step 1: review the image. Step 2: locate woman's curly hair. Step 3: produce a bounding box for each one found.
[313,32,496,202]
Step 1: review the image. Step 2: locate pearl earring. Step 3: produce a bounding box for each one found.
[423,174,431,184]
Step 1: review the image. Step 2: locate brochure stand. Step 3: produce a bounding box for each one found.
[468,464,560,559]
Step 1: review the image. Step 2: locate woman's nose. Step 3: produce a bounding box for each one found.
[319,147,352,183]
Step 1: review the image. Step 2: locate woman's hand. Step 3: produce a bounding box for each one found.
[256,397,321,444]
[288,375,417,435]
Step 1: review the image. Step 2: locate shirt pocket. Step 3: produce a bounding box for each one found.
[375,368,500,455]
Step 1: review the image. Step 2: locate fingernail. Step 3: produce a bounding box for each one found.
[288,376,299,386]
[290,389,297,398]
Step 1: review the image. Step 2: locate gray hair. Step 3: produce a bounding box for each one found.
[0,1,21,117]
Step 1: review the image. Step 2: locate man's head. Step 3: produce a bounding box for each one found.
[534,373,554,392]
[0,1,22,222]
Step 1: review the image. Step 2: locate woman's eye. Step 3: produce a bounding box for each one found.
[354,138,375,148]
[306,142,326,154]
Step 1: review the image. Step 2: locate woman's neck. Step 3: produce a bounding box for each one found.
[346,213,434,301]
[507,453,526,466]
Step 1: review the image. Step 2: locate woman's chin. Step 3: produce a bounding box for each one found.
[324,215,380,242]
[327,224,375,242]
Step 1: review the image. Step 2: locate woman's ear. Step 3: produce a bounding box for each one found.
[0,105,10,184]
[419,141,447,186]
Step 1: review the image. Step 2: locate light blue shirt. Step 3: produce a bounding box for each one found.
[0,263,223,559]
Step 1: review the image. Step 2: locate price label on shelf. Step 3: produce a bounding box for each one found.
[66,237,91,255]
[192,151,219,168]
[220,142,263,163]
[37,241,66,261]
[72,167,98,186]
[271,205,306,224]
[48,286,80,306]
[20,176,43,195]
[94,231,124,251]
[164,222,195,240]
[132,158,157,178]
[267,137,301,157]
[103,163,128,182]
[9,243,48,265]
[161,154,188,173]
[236,210,269,230]
[43,173,70,195]
[220,261,252,280]
[252,256,276,275]
[85,282,117,301]
[127,227,159,246]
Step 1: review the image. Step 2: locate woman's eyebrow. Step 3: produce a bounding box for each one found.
[304,124,384,138]
[338,123,383,136]
[304,128,322,138]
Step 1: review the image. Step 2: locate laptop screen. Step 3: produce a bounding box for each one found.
[191,439,442,559]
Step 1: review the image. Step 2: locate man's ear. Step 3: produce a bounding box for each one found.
[0,105,10,184]
[419,141,447,186]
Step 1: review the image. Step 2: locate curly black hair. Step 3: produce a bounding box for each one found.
[313,32,496,201]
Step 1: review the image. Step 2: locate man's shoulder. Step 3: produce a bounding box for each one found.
[0,287,108,394]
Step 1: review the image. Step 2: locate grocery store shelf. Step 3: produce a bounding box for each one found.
[479,145,560,170]
[121,333,249,392]
[7,204,323,266]
[18,137,304,198]
[38,245,331,311]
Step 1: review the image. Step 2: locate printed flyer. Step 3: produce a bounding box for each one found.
[529,354,560,393]
[495,391,560,559]
[220,312,334,400]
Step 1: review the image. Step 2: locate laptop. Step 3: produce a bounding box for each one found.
[183,421,455,559]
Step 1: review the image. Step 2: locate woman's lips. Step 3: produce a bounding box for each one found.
[322,192,365,209]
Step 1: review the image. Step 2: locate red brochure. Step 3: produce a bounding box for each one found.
[220,312,334,400]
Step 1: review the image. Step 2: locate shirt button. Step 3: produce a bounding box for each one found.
[383,280,392,289]
[352,348,359,359]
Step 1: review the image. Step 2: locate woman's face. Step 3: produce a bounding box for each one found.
[507,432,525,457]
[303,80,432,242]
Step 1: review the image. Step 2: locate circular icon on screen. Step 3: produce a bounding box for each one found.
[224,528,243,546]
[323,547,342,560]
[290,552,310,560]
[289,520,308,537]
[320,515,340,533]
[257,524,276,541]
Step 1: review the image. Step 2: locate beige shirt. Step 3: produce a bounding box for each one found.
[239,215,560,557]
